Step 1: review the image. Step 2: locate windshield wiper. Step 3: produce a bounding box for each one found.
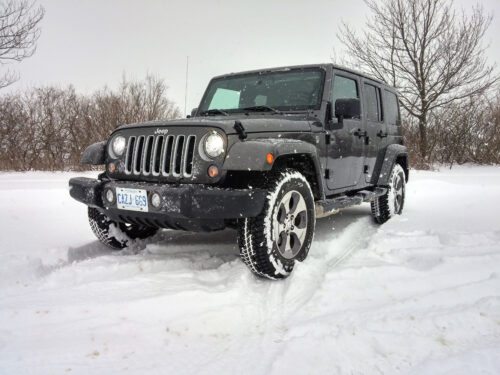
[240,105,283,114]
[199,109,229,116]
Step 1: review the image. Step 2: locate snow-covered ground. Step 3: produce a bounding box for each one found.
[1,167,499,375]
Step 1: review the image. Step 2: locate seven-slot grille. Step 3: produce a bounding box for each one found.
[124,134,197,178]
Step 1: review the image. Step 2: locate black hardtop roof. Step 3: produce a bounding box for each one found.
[211,63,394,90]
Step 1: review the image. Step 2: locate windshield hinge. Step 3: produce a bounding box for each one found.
[234,121,247,140]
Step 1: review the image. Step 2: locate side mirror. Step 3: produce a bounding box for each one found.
[335,98,360,120]
[187,107,198,118]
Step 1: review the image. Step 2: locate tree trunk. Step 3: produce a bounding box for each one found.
[418,114,428,163]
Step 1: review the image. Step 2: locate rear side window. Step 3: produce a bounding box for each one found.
[364,84,383,122]
[385,91,401,125]
[332,75,359,105]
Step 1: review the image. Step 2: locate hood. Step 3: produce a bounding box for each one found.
[117,114,313,134]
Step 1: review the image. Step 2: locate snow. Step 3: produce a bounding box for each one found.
[1,166,500,375]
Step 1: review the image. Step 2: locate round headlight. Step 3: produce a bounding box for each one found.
[204,132,224,158]
[111,135,126,157]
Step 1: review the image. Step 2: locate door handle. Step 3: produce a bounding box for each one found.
[377,130,388,138]
[353,129,367,138]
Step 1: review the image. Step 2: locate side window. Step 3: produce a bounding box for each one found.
[385,91,401,125]
[364,83,383,122]
[332,75,359,105]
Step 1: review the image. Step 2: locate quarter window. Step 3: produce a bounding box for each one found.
[385,91,401,125]
[364,84,383,122]
[332,75,359,105]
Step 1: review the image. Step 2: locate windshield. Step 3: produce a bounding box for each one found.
[198,68,325,114]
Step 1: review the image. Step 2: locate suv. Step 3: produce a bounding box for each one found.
[69,64,408,280]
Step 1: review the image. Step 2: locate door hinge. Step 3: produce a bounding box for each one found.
[325,133,331,145]
[325,169,331,179]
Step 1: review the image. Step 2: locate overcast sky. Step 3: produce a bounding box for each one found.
[4,0,500,116]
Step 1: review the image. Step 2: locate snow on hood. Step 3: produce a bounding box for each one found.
[116,114,313,135]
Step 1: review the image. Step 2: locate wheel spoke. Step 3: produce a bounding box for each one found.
[288,192,300,214]
[294,196,306,217]
[278,231,287,252]
[394,195,401,213]
[289,232,302,253]
[294,210,307,229]
[277,204,287,224]
[396,177,403,191]
[291,226,306,244]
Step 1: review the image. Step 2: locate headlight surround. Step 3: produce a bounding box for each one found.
[109,135,126,158]
[203,132,225,158]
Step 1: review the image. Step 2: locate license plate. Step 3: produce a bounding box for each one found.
[116,188,149,212]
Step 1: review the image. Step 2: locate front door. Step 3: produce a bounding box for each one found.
[326,72,366,191]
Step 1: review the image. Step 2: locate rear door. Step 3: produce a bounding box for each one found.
[384,89,403,145]
[362,82,387,183]
[326,71,366,191]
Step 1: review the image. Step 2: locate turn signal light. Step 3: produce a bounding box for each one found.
[108,163,116,173]
[208,165,219,178]
[266,153,274,164]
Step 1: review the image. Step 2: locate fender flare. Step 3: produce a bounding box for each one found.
[80,141,106,165]
[373,144,409,186]
[223,138,325,199]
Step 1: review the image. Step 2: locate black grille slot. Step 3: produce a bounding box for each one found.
[162,135,174,175]
[133,136,145,174]
[125,137,136,173]
[152,136,164,175]
[184,135,196,176]
[173,136,185,176]
[143,136,154,174]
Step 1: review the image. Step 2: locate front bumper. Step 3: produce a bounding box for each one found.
[68,177,267,220]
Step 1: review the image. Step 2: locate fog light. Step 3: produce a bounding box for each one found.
[208,165,219,178]
[151,192,161,208]
[105,189,114,203]
[108,163,116,173]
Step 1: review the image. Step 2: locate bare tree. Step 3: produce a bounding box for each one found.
[0,74,181,171]
[0,0,44,89]
[338,0,498,163]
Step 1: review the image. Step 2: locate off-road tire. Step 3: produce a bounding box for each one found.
[237,169,315,280]
[371,163,406,224]
[88,207,158,249]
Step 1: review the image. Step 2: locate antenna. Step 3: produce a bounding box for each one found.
[184,56,189,116]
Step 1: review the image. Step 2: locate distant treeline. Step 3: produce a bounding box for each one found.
[0,75,499,171]
[0,75,180,171]
[404,94,500,168]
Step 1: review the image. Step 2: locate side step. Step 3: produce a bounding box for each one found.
[315,187,387,218]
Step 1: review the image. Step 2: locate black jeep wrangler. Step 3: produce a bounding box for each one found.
[69,64,408,279]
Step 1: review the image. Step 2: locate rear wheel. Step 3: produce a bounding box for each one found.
[88,207,158,249]
[371,163,406,224]
[237,169,315,279]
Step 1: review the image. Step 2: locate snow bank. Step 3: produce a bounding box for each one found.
[0,167,499,374]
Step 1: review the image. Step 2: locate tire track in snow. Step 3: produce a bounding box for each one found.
[277,215,378,318]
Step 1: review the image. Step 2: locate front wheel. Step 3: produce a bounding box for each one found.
[237,169,316,280]
[371,163,406,224]
[88,207,158,249]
